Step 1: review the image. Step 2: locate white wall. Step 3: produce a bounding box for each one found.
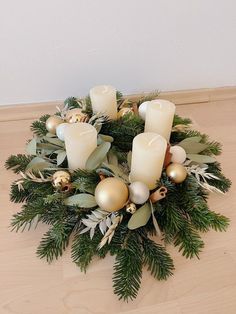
[0,0,236,105]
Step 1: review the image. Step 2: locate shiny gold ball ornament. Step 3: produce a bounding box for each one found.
[166,163,187,183]
[46,116,64,134]
[117,107,134,119]
[65,108,89,123]
[52,171,71,189]
[95,177,129,212]
[126,203,137,214]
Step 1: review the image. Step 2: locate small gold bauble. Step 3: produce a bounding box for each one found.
[126,203,137,214]
[166,163,187,183]
[117,107,134,119]
[52,171,71,189]
[46,116,64,134]
[95,177,129,212]
[65,108,89,123]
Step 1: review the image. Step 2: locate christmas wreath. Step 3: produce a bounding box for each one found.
[5,88,231,301]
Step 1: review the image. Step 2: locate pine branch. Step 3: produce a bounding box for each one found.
[71,229,104,272]
[142,237,174,280]
[11,198,45,231]
[174,222,204,259]
[113,231,142,301]
[83,96,93,116]
[173,114,192,126]
[64,97,81,108]
[5,154,34,174]
[31,114,50,137]
[72,169,100,193]
[101,115,144,151]
[37,218,76,263]
[116,91,124,106]
[189,206,229,232]
[206,163,231,192]
[10,180,54,203]
[136,91,160,105]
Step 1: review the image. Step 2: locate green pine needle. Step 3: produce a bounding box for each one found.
[5,154,34,174]
[174,223,204,259]
[31,114,50,136]
[113,231,142,301]
[37,219,76,263]
[142,237,174,280]
[71,230,103,272]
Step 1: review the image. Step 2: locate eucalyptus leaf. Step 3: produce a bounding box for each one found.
[57,151,67,166]
[26,157,50,170]
[102,163,129,182]
[99,134,114,143]
[64,193,97,208]
[108,151,118,166]
[27,162,55,172]
[127,151,132,169]
[26,138,37,155]
[43,136,65,147]
[46,133,56,138]
[37,143,61,151]
[179,142,208,154]
[187,154,216,164]
[96,167,114,177]
[86,142,111,170]
[179,136,202,144]
[94,123,102,133]
[128,203,151,230]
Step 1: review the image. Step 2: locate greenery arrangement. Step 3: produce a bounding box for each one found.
[5,91,231,301]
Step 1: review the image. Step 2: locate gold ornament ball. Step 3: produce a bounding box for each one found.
[52,171,71,188]
[46,116,64,134]
[95,177,129,212]
[126,203,137,214]
[66,108,88,123]
[117,107,134,119]
[166,163,187,183]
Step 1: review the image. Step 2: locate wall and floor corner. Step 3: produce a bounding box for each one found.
[0,0,236,106]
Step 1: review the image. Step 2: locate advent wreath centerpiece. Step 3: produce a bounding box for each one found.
[6,85,231,301]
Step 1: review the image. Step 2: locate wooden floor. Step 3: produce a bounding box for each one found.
[0,97,236,314]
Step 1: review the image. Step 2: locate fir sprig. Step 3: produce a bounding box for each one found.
[37,218,77,263]
[113,231,143,301]
[142,237,174,280]
[31,114,50,137]
[5,154,34,174]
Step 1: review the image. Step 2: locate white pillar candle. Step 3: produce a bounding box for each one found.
[130,133,167,190]
[64,123,97,170]
[144,99,176,141]
[90,85,117,120]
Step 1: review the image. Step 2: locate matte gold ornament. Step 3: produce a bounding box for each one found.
[117,107,134,119]
[95,177,129,212]
[52,171,71,189]
[46,116,64,134]
[65,108,89,123]
[166,163,187,183]
[126,203,137,214]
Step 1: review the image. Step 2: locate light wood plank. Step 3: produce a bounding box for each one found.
[1,86,236,122]
[0,97,236,313]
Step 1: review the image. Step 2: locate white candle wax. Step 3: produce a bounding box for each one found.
[90,85,117,120]
[130,132,167,190]
[144,99,176,141]
[64,123,97,170]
